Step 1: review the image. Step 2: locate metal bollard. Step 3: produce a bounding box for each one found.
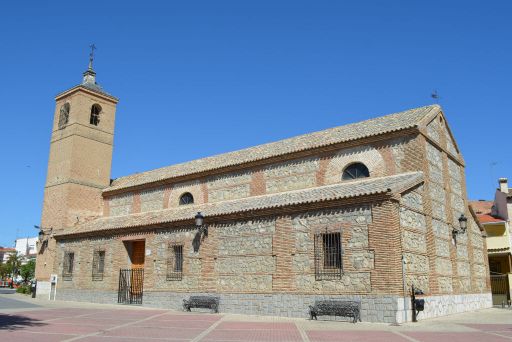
[31,281,37,298]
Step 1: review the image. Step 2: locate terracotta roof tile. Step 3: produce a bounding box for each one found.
[105,105,439,192]
[469,200,493,215]
[476,214,505,224]
[58,172,423,237]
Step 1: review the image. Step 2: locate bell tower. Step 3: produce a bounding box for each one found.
[36,47,119,281]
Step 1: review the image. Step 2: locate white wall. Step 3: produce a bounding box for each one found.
[15,237,38,257]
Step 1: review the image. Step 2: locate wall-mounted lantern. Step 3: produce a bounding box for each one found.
[195,212,207,236]
[452,214,468,241]
[34,225,53,253]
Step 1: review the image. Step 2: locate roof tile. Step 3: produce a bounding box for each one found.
[58,172,423,237]
[105,105,439,192]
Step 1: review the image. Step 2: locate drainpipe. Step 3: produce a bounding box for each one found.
[402,255,408,323]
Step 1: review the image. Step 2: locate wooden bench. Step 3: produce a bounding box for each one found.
[309,300,361,323]
[183,295,220,313]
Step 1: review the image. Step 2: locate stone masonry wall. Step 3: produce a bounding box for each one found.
[55,237,123,291]
[400,185,430,292]
[423,115,490,295]
[104,137,418,216]
[56,201,404,298]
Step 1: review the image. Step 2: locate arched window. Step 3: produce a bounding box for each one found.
[90,104,101,126]
[58,103,70,129]
[179,192,194,205]
[342,163,370,180]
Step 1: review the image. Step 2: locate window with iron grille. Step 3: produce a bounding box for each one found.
[166,244,183,281]
[342,163,369,180]
[58,103,70,129]
[90,104,101,126]
[314,229,342,280]
[62,252,74,280]
[179,192,194,205]
[92,250,105,281]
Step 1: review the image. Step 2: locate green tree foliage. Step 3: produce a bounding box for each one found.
[20,259,36,283]
[6,252,23,277]
[0,263,9,279]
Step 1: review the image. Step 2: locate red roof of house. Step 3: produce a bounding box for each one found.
[0,248,15,252]
[469,200,494,215]
[476,214,505,224]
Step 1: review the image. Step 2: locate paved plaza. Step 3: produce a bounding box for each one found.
[0,293,511,341]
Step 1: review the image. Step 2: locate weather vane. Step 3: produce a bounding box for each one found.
[431,90,440,103]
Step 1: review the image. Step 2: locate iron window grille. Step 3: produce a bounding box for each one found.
[62,252,74,281]
[342,163,370,180]
[179,193,194,205]
[314,228,343,280]
[92,250,105,281]
[58,103,70,129]
[166,244,183,281]
[90,104,101,126]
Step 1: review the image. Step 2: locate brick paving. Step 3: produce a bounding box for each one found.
[402,332,511,342]
[0,306,511,342]
[306,330,410,342]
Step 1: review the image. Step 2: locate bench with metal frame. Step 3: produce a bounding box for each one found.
[309,300,361,323]
[183,295,220,313]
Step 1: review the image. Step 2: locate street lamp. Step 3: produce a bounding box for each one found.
[452,214,468,241]
[195,212,207,236]
[34,225,53,253]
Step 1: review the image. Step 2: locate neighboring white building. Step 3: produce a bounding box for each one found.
[14,237,38,263]
[0,247,16,264]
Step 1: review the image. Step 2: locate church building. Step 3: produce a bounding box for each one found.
[35,59,492,323]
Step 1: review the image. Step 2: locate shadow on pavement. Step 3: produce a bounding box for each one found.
[0,314,45,331]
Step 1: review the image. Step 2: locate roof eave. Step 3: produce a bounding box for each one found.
[54,191,395,240]
[55,172,424,239]
[55,85,119,103]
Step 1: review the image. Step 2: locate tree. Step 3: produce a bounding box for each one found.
[0,263,9,280]
[6,252,23,279]
[20,260,36,283]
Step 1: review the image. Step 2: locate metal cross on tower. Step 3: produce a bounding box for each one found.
[88,44,96,70]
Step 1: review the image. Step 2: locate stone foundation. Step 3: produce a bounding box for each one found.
[55,288,118,304]
[397,292,493,322]
[35,281,51,299]
[52,289,492,323]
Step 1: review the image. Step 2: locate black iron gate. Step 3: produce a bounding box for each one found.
[490,274,510,305]
[118,268,144,305]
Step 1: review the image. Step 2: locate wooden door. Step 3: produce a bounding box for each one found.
[131,241,145,269]
[129,241,145,300]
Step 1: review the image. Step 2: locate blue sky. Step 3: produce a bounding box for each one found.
[0,1,510,246]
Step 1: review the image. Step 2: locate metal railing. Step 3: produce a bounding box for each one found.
[118,268,144,305]
[314,228,343,280]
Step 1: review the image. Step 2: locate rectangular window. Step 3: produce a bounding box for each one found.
[62,252,74,281]
[92,250,105,281]
[166,244,183,281]
[314,230,342,280]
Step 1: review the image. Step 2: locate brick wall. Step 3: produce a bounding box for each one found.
[36,87,118,281]
[55,200,397,296]
[417,114,490,296]
[104,136,417,217]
